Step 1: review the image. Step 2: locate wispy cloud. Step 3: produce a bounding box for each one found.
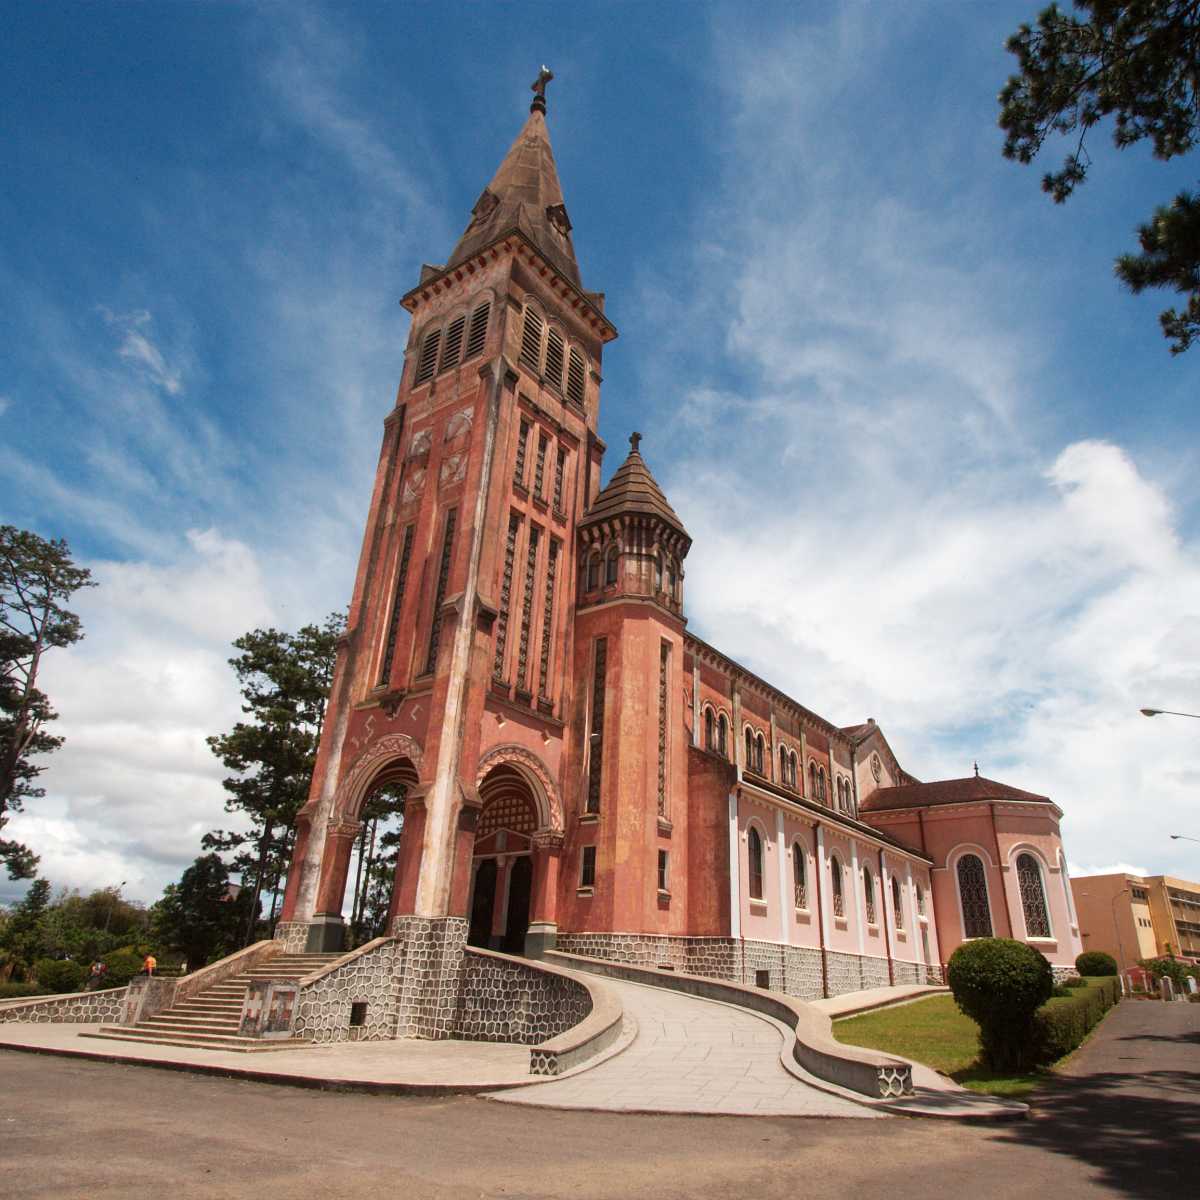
[98,306,184,396]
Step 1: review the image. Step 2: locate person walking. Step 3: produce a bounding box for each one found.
[142,953,157,977]
[86,960,107,990]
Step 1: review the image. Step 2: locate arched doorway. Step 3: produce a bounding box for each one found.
[468,764,539,952]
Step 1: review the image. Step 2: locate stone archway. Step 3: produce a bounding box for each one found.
[473,743,563,835]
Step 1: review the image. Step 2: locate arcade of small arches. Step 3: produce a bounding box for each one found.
[579,528,685,611]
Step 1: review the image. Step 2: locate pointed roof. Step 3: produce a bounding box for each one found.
[859,774,1051,813]
[446,105,581,286]
[581,433,690,545]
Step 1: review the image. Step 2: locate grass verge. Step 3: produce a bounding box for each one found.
[831,979,1116,1098]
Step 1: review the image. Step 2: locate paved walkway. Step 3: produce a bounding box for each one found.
[812,983,948,1017]
[491,976,879,1117]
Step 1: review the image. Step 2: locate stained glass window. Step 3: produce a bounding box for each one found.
[748,826,764,901]
[831,856,844,918]
[793,843,807,909]
[863,867,877,925]
[957,854,993,938]
[1017,853,1051,938]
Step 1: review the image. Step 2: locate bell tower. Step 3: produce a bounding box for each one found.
[276,71,617,1006]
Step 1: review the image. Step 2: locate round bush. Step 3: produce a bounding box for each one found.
[33,958,86,994]
[102,946,147,988]
[1075,951,1118,977]
[947,938,1054,1071]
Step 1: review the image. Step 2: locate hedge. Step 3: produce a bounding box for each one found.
[0,982,50,1000]
[1034,976,1120,1063]
[1075,951,1117,977]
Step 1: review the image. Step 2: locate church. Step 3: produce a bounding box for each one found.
[275,74,1085,1002]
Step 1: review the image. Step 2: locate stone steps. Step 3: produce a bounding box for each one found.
[93,950,342,1052]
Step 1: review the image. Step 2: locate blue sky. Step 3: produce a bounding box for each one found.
[3,1,1199,905]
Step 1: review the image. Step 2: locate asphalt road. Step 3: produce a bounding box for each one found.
[2,998,1195,1199]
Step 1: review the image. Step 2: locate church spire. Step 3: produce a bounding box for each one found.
[445,68,581,286]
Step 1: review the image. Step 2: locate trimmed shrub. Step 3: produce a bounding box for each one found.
[1062,975,1088,988]
[947,938,1054,1071]
[1034,976,1120,1062]
[33,958,86,994]
[0,981,49,1000]
[1075,951,1118,977]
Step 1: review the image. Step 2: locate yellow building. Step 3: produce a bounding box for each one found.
[1071,872,1200,972]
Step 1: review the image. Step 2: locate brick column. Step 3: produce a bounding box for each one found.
[527,831,563,957]
[448,785,484,921]
[388,791,429,927]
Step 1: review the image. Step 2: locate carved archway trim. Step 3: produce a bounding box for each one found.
[335,732,424,822]
[475,743,563,833]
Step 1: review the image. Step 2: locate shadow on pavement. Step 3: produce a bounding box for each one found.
[997,1068,1200,1194]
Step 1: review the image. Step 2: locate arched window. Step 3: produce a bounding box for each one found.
[745,726,754,769]
[704,707,715,751]
[831,855,844,918]
[891,875,903,929]
[779,744,788,784]
[414,327,442,385]
[667,559,678,599]
[544,326,565,391]
[793,843,807,909]
[519,305,544,373]
[835,778,844,809]
[566,346,586,407]
[755,733,765,775]
[791,752,799,788]
[818,767,826,802]
[748,826,764,901]
[863,867,877,924]
[438,313,466,373]
[1016,853,1051,938]
[809,761,817,799]
[586,552,600,592]
[464,299,491,360]
[956,853,993,939]
[605,546,619,586]
[717,714,728,757]
[916,882,926,916]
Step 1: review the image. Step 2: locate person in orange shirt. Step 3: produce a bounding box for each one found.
[142,954,157,976]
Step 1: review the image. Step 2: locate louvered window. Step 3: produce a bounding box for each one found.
[544,328,565,392]
[424,509,457,674]
[520,307,543,372]
[586,638,607,814]
[378,524,415,686]
[537,539,559,697]
[438,315,466,372]
[415,329,441,384]
[464,300,490,360]
[517,525,540,689]
[567,347,585,406]
[493,513,520,680]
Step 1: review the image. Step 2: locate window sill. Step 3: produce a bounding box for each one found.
[794,907,811,919]
[578,813,599,825]
[1027,937,1057,945]
[834,917,848,930]
[749,899,768,912]
[576,887,594,897]
[657,889,671,906]
[657,817,673,837]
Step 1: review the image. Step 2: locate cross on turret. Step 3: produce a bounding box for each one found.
[531,65,554,113]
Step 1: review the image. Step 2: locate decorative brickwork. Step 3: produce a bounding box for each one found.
[0,988,125,1024]
[457,949,591,1045]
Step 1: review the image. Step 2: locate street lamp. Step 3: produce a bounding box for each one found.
[1140,708,1200,719]
[102,880,127,934]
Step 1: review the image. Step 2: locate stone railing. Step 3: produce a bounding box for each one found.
[548,950,913,1099]
[459,947,623,1075]
[0,987,126,1025]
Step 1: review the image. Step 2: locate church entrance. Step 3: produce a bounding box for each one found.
[468,764,540,953]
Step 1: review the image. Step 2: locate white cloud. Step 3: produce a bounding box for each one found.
[99,307,184,396]
[641,7,1200,883]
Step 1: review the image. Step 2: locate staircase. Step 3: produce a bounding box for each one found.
[86,952,340,1053]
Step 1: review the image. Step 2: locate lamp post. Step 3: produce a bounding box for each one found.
[102,881,127,934]
[1140,708,1200,719]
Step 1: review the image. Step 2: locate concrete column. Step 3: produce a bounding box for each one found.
[387,793,428,927]
[727,792,741,939]
[314,820,361,916]
[447,786,483,920]
[732,687,744,777]
[851,838,866,955]
[776,809,790,945]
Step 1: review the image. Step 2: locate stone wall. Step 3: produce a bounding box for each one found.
[0,988,125,1025]
[293,938,401,1044]
[558,932,919,1001]
[392,915,468,1040]
[457,949,592,1044]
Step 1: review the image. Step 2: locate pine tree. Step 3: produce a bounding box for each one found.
[1000,1,1200,352]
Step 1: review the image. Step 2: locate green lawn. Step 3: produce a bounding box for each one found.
[832,993,1060,1098]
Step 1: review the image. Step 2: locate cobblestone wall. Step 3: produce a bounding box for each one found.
[457,950,592,1044]
[860,955,891,990]
[892,960,925,986]
[0,987,125,1024]
[393,915,468,1039]
[293,939,401,1044]
[273,922,309,953]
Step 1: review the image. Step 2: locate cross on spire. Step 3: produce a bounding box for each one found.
[973,761,980,777]
[629,431,642,453]
[531,65,554,114]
